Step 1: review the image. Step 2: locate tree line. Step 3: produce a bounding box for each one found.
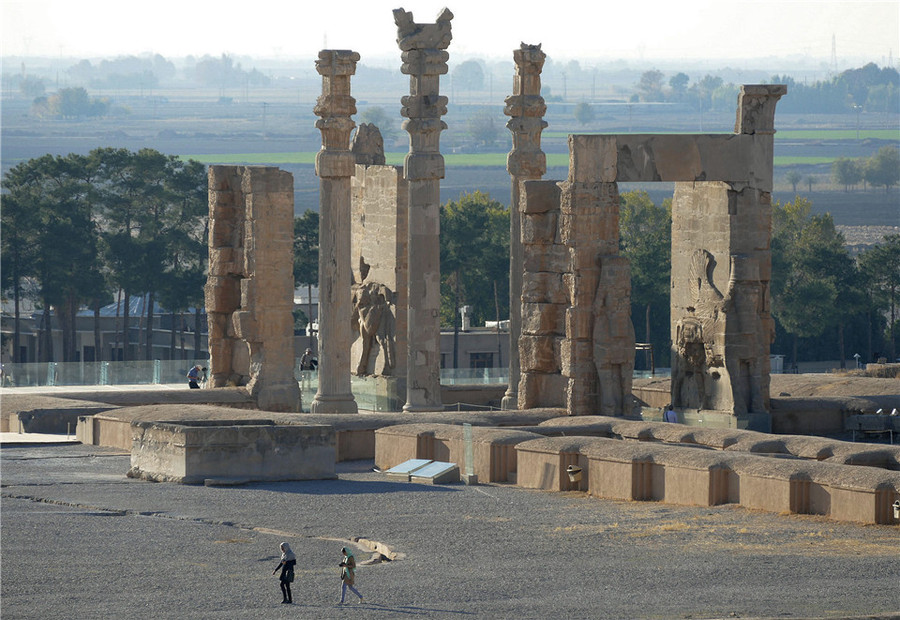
[1,148,208,363]
[830,146,900,193]
[597,63,899,119]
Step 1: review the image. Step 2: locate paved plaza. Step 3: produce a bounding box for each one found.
[2,440,898,619]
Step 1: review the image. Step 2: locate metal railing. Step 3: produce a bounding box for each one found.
[0,361,669,390]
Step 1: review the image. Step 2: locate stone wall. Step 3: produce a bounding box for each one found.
[518,181,568,409]
[350,164,408,379]
[128,419,335,484]
[206,165,301,412]
[517,85,786,426]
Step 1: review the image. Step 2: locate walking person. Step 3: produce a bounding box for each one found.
[338,547,363,604]
[272,542,296,604]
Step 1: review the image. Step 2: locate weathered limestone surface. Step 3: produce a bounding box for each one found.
[374,418,900,525]
[128,419,335,483]
[311,49,359,414]
[518,175,632,415]
[350,163,408,380]
[518,180,567,409]
[395,7,453,411]
[669,85,786,422]
[206,165,300,412]
[518,84,786,424]
[502,43,547,410]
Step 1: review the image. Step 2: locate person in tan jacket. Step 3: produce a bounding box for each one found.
[338,547,363,604]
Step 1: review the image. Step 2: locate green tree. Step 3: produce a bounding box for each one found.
[691,75,723,116]
[466,107,500,147]
[619,191,672,369]
[293,210,320,348]
[858,235,900,361]
[831,157,863,191]
[668,72,690,101]
[637,69,665,102]
[155,158,208,360]
[440,192,509,367]
[771,197,856,367]
[452,59,485,91]
[573,101,595,126]
[785,170,802,193]
[1,165,42,361]
[864,146,900,193]
[1,153,105,361]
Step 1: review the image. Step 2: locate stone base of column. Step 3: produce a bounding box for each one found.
[402,388,442,412]
[501,390,518,410]
[310,393,359,414]
[256,383,302,413]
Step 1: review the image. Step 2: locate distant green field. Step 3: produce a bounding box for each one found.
[183,151,841,168]
[182,152,514,166]
[543,129,899,140]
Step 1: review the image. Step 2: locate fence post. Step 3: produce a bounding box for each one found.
[47,362,57,386]
[153,359,161,384]
[100,361,109,385]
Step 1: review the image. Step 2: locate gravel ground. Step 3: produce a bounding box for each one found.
[2,444,899,620]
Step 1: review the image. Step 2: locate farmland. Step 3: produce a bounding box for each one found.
[2,83,897,236]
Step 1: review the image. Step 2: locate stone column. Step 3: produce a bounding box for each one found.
[394,8,453,412]
[206,165,300,412]
[310,50,359,414]
[502,43,547,410]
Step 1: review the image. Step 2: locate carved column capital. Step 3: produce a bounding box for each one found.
[315,50,358,179]
[735,84,787,135]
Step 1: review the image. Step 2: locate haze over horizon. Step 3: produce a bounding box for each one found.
[2,0,897,70]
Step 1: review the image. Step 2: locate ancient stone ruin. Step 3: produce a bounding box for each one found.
[206,165,301,413]
[310,49,360,414]
[203,8,784,432]
[516,82,786,428]
[502,43,548,410]
[395,7,454,412]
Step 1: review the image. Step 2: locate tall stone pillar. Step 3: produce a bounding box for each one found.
[310,50,359,414]
[206,165,301,412]
[670,84,785,424]
[394,8,453,412]
[502,43,547,410]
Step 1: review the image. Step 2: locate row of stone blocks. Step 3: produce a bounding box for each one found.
[375,421,900,525]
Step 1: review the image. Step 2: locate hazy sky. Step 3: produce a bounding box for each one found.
[2,0,897,67]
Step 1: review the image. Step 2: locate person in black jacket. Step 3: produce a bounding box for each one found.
[272,542,296,604]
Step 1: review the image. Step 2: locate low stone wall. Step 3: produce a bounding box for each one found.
[128,419,335,484]
[77,413,133,450]
[375,423,543,483]
[534,415,900,471]
[2,395,114,434]
[631,384,670,409]
[515,436,900,525]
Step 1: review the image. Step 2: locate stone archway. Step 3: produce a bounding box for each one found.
[517,85,786,430]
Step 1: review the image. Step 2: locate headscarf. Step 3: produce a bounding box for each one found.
[341,546,354,560]
[280,542,296,563]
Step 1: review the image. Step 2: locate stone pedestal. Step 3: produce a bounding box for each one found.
[394,8,453,412]
[503,43,547,410]
[206,165,301,412]
[311,49,359,414]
